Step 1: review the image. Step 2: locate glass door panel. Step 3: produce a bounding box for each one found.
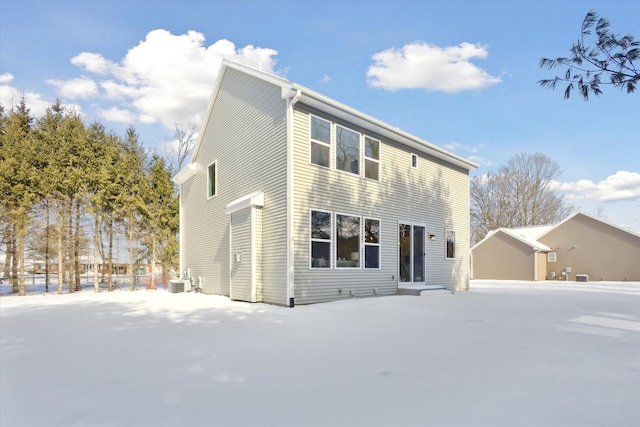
[399,223,426,284]
[399,224,411,283]
[413,226,425,282]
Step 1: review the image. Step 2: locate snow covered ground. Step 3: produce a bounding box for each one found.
[1,280,639,427]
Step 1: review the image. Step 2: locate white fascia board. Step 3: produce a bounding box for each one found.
[225,191,265,215]
[172,163,197,184]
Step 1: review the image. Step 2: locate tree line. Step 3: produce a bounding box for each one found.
[1,99,179,296]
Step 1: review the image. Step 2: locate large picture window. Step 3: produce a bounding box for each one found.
[336,214,360,268]
[335,125,360,175]
[207,161,217,198]
[364,136,380,181]
[446,229,456,259]
[310,210,331,268]
[364,218,380,269]
[310,116,331,168]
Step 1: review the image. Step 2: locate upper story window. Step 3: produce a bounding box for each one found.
[411,153,418,168]
[310,116,331,168]
[335,126,360,175]
[364,136,380,180]
[309,114,382,182]
[207,161,217,198]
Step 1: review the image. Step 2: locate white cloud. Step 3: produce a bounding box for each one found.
[367,41,502,92]
[47,76,99,99]
[443,141,494,167]
[320,74,330,83]
[0,81,53,118]
[98,106,136,123]
[57,29,279,129]
[71,52,114,75]
[443,141,478,153]
[553,171,640,202]
[0,72,14,84]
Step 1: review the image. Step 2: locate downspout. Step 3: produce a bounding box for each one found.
[285,88,302,307]
[533,248,538,281]
[179,183,184,280]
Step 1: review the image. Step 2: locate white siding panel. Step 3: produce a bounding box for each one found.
[292,106,471,304]
[180,68,288,304]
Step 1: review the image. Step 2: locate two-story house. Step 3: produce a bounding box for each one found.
[172,60,478,306]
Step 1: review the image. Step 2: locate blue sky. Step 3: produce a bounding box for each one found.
[1,0,639,231]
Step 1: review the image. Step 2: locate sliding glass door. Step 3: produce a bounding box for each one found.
[399,223,425,284]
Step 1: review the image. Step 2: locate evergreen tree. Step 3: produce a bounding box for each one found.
[0,99,40,295]
[140,155,179,289]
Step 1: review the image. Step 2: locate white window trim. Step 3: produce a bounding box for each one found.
[309,209,333,269]
[309,115,332,169]
[364,217,381,269]
[334,124,361,177]
[308,114,383,182]
[398,221,427,283]
[207,160,217,199]
[445,228,456,260]
[364,135,381,182]
[335,211,362,269]
[547,252,557,263]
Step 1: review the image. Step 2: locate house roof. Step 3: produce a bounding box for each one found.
[472,211,640,252]
[537,211,640,240]
[178,60,478,183]
[476,227,552,252]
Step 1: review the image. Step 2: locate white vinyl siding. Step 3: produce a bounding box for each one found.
[180,68,288,304]
[292,106,471,303]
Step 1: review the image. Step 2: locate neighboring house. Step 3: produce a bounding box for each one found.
[173,60,478,306]
[471,212,640,282]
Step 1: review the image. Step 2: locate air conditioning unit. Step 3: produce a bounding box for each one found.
[168,280,186,293]
[576,274,589,282]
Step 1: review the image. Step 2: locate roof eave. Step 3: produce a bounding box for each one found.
[294,86,479,171]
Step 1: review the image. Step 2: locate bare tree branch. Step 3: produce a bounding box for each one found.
[539,10,639,99]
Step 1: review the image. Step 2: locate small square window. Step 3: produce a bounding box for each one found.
[548,252,557,263]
